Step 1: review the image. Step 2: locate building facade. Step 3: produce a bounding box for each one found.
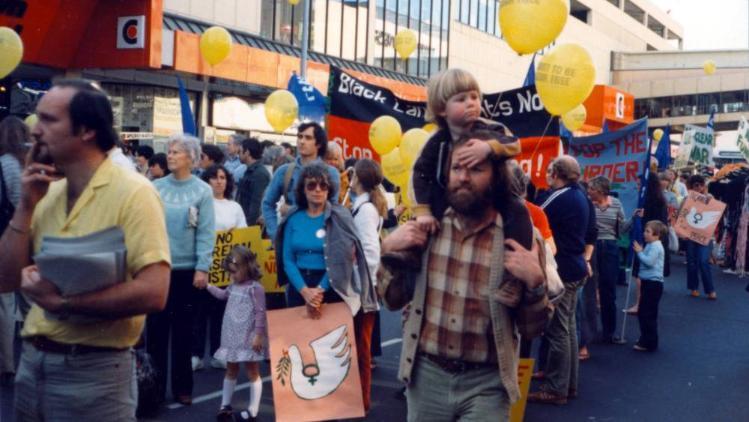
[0,0,684,152]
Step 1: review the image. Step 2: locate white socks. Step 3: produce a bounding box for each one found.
[248,378,263,417]
[221,378,237,407]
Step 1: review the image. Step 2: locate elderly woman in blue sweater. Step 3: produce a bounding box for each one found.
[147,134,215,406]
[276,163,377,319]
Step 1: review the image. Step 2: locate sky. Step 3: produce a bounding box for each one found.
[648,0,749,50]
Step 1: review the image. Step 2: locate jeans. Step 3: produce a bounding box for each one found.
[0,292,15,373]
[686,240,714,294]
[637,280,664,350]
[595,239,620,338]
[15,342,136,421]
[146,269,196,400]
[542,278,585,395]
[406,355,510,422]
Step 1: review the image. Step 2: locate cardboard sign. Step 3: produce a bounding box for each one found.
[209,226,283,293]
[734,116,749,163]
[509,358,534,422]
[674,192,726,246]
[268,303,364,422]
[683,124,715,167]
[569,118,650,218]
[672,136,694,170]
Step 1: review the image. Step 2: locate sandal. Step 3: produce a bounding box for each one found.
[527,390,568,405]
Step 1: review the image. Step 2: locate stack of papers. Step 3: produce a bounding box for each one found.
[34,226,127,323]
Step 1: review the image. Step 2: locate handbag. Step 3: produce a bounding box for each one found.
[0,162,15,236]
[668,226,680,253]
[135,334,160,417]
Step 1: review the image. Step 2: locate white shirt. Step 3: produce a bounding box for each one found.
[214,198,248,231]
[351,193,383,285]
[108,147,136,172]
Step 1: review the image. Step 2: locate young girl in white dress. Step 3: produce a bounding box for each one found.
[207,245,268,421]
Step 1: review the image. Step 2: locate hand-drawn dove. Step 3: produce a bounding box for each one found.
[685,207,721,230]
[287,324,352,400]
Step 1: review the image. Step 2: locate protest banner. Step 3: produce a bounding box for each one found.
[569,118,649,218]
[672,135,693,170]
[268,302,364,422]
[734,116,749,162]
[674,191,726,246]
[510,358,534,422]
[518,136,561,189]
[683,124,715,167]
[209,226,283,293]
[327,67,558,161]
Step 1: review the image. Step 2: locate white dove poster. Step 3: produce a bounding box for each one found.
[674,192,726,246]
[268,302,364,422]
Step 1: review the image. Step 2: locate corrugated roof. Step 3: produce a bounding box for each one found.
[163,14,426,86]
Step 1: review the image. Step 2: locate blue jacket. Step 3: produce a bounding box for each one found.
[539,183,591,282]
[261,157,340,239]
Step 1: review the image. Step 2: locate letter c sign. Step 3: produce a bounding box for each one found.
[117,16,146,49]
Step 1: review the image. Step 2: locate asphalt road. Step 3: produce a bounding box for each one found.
[3,259,749,421]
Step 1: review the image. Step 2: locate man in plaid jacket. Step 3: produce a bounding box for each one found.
[379,137,550,422]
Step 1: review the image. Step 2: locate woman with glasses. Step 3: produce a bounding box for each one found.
[275,163,378,320]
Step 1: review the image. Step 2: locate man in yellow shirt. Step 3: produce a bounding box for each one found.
[0,79,171,421]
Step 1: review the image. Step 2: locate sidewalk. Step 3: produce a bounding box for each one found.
[526,259,749,421]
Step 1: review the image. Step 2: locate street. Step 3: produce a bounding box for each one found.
[3,259,749,421]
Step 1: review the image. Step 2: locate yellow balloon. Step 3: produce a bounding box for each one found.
[199,26,232,66]
[703,60,716,75]
[399,128,429,168]
[288,0,300,4]
[369,115,402,155]
[264,90,298,133]
[0,27,23,79]
[381,148,410,187]
[653,128,664,142]
[535,44,596,116]
[422,123,438,134]
[23,114,38,129]
[499,0,568,55]
[561,104,587,131]
[394,30,417,60]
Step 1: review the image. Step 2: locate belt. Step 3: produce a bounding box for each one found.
[26,336,128,355]
[419,352,494,374]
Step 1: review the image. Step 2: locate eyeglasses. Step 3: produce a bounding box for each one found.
[305,180,329,191]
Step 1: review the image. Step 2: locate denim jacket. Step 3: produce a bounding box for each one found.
[275,202,378,315]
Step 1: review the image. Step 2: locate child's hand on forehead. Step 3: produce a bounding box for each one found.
[455,138,493,168]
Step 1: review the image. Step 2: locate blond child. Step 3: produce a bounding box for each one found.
[632,220,667,352]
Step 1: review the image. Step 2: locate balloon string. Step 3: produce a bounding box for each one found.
[527,115,555,166]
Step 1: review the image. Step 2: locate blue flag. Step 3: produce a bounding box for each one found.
[177,76,196,136]
[630,134,652,247]
[523,54,536,87]
[288,73,326,124]
[654,125,671,171]
[707,106,716,131]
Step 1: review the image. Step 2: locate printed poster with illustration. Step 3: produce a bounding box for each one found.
[674,192,726,246]
[268,302,364,422]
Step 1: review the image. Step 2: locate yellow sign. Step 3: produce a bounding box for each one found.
[510,358,534,422]
[209,226,283,293]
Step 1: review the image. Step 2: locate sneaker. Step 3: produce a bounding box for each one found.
[236,410,257,421]
[690,290,700,298]
[633,344,649,352]
[191,356,204,371]
[210,358,227,369]
[723,268,737,274]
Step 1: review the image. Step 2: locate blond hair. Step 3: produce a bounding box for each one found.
[425,68,481,127]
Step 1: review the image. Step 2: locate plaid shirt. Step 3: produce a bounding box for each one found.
[419,208,499,363]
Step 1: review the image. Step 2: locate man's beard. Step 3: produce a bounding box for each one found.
[447,183,492,217]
